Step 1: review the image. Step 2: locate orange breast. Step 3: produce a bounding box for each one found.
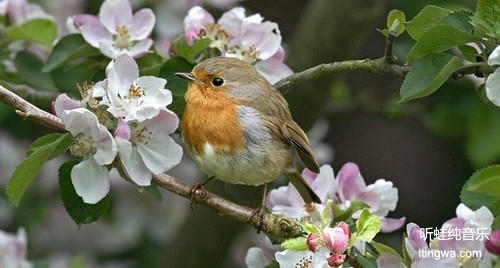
[182,85,245,155]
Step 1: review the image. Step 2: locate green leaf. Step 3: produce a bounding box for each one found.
[371,241,401,257]
[405,5,452,40]
[14,51,57,91]
[355,209,380,243]
[458,45,479,62]
[59,160,110,225]
[171,36,211,62]
[441,10,474,34]
[51,60,104,92]
[6,18,58,47]
[332,200,369,223]
[43,34,100,72]
[280,236,308,251]
[400,53,462,102]
[355,255,378,268]
[465,104,500,167]
[470,0,500,38]
[386,10,406,36]
[6,133,72,206]
[407,24,476,64]
[461,175,499,213]
[158,57,195,118]
[466,165,500,198]
[301,222,320,235]
[136,53,165,76]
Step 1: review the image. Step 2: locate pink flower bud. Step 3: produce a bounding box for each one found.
[322,227,349,254]
[306,233,321,252]
[485,230,500,255]
[327,254,346,267]
[336,222,351,237]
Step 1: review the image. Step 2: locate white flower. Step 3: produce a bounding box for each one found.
[68,0,155,58]
[104,54,173,122]
[114,110,183,185]
[486,45,500,106]
[59,108,117,204]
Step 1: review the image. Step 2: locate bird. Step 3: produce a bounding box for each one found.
[175,57,321,210]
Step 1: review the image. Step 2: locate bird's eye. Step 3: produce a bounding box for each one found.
[212,77,224,87]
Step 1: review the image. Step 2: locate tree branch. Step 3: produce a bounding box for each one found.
[0,84,304,240]
[275,57,410,94]
[0,85,64,130]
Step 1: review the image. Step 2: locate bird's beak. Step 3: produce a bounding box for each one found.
[175,72,198,83]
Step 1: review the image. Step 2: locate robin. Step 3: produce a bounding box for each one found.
[175,57,321,209]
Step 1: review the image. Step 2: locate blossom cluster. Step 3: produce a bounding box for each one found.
[182,6,293,84]
[377,204,498,267]
[246,162,405,267]
[54,54,182,204]
[267,162,405,232]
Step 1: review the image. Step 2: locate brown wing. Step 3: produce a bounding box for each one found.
[255,86,320,173]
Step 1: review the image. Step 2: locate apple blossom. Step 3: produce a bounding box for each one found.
[103,54,173,122]
[267,162,405,232]
[68,0,155,58]
[56,107,117,204]
[114,110,182,186]
[182,6,293,83]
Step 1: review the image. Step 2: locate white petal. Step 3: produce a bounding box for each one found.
[362,179,399,216]
[486,68,500,107]
[255,57,293,84]
[488,45,500,66]
[92,124,117,165]
[99,0,133,34]
[184,6,214,32]
[134,111,182,174]
[76,16,112,48]
[61,108,97,136]
[54,94,81,117]
[106,54,138,94]
[130,8,155,40]
[121,146,152,186]
[71,158,110,204]
[127,39,153,58]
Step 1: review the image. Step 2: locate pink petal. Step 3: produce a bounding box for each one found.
[130,8,155,40]
[183,6,214,32]
[336,162,366,202]
[76,15,112,48]
[406,223,428,251]
[114,118,131,140]
[54,94,81,117]
[241,21,281,60]
[255,57,292,84]
[380,217,406,233]
[99,0,133,34]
